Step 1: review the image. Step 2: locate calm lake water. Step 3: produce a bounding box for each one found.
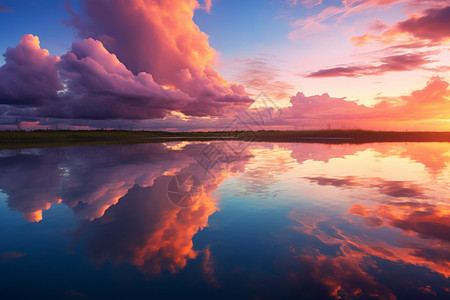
[0,141,449,299]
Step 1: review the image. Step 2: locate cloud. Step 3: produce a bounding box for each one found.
[0,141,252,225]
[76,176,218,274]
[352,6,450,46]
[1,252,25,259]
[0,143,190,222]
[232,56,295,101]
[55,38,196,120]
[306,176,426,198]
[307,53,435,77]
[0,0,252,127]
[293,254,396,299]
[288,0,406,39]
[301,0,323,8]
[0,33,251,122]
[397,6,450,41]
[271,91,370,129]
[368,19,390,32]
[0,150,63,222]
[0,4,12,12]
[267,76,450,130]
[289,197,450,284]
[0,35,62,106]
[348,200,450,247]
[203,0,213,12]
[289,1,450,40]
[67,0,249,108]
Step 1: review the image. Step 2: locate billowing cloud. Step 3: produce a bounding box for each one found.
[0,142,253,277]
[271,91,370,129]
[0,0,252,127]
[67,0,250,113]
[0,149,63,222]
[0,143,186,222]
[55,38,195,120]
[76,175,218,274]
[0,35,62,106]
[268,76,450,130]
[0,0,448,131]
[307,53,434,78]
[0,33,250,122]
[0,141,252,222]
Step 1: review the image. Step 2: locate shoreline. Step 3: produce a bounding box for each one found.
[1,130,450,149]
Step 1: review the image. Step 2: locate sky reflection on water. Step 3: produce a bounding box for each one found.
[0,141,449,299]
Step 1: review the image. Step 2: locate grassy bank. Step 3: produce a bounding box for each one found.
[1,129,450,149]
[250,130,450,143]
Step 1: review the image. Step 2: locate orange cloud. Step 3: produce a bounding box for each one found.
[289,198,450,299]
[271,76,450,130]
[68,0,250,114]
[74,152,248,274]
[0,1,253,128]
[293,254,396,299]
[0,150,63,222]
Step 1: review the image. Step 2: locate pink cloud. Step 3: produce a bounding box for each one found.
[0,150,63,222]
[56,38,195,120]
[397,6,450,41]
[307,53,435,77]
[68,0,248,104]
[289,0,406,39]
[0,141,252,273]
[368,19,390,32]
[290,1,449,40]
[232,56,295,101]
[0,33,251,122]
[203,0,213,12]
[0,35,62,106]
[352,6,450,46]
[0,0,252,126]
[268,76,450,130]
[301,0,323,8]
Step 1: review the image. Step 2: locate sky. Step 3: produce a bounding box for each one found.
[0,0,449,131]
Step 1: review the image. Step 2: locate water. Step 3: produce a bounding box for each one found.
[0,141,449,299]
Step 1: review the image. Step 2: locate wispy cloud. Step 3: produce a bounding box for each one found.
[289,0,406,39]
[232,55,295,102]
[307,53,435,77]
[0,4,12,12]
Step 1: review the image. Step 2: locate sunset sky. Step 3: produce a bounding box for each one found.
[0,0,449,131]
